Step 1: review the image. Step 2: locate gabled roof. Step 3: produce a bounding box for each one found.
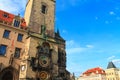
[107,62,116,69]
[82,67,105,76]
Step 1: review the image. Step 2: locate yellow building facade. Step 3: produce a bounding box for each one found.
[105,62,120,80]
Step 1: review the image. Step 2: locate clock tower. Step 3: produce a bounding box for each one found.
[24,0,71,80]
[24,0,55,37]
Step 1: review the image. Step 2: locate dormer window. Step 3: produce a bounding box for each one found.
[14,20,20,27]
[41,4,47,14]
[3,13,8,18]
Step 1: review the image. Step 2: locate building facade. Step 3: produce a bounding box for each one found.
[0,10,27,80]
[78,67,106,80]
[105,62,120,80]
[0,0,71,80]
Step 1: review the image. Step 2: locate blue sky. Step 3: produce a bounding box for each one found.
[0,0,120,77]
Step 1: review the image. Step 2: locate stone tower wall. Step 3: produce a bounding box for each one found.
[24,0,55,37]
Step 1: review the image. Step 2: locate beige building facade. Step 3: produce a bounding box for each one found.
[0,0,71,80]
[105,62,120,80]
[0,10,28,80]
[78,67,106,80]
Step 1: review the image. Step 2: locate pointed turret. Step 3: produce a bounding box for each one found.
[107,61,116,69]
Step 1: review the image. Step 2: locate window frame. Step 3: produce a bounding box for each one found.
[41,3,47,14]
[14,20,20,27]
[3,30,10,39]
[17,33,23,42]
[0,45,7,56]
[14,47,21,58]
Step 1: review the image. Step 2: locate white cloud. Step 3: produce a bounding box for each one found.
[112,59,120,64]
[107,56,115,61]
[86,45,94,48]
[66,40,75,47]
[107,56,120,67]
[0,0,27,16]
[109,11,115,15]
[66,40,94,54]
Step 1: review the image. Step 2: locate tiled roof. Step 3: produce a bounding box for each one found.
[0,10,14,23]
[83,67,105,76]
[20,18,27,28]
[0,10,27,29]
[107,62,116,69]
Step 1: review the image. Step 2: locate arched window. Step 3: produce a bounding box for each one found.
[41,3,48,14]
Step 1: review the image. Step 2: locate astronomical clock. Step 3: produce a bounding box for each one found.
[31,42,52,80]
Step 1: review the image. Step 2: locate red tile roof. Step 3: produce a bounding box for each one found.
[0,10,14,23]
[20,18,27,29]
[83,67,105,76]
[0,10,27,29]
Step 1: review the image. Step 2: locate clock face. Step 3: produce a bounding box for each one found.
[39,71,49,80]
[21,65,26,71]
[39,55,50,67]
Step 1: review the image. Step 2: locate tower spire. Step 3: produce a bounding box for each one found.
[57,28,60,36]
[107,61,116,69]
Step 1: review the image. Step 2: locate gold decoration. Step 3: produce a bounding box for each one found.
[39,55,50,67]
[39,71,48,79]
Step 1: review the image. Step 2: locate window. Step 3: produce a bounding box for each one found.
[14,20,20,27]
[3,13,8,18]
[17,33,23,42]
[41,5,47,14]
[14,48,21,58]
[3,30,10,38]
[0,45,7,55]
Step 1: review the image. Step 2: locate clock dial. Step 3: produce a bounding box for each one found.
[39,71,49,80]
[21,65,26,71]
[39,55,50,67]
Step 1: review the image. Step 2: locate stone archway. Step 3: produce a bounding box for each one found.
[0,66,19,80]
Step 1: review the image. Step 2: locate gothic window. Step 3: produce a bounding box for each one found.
[41,4,47,14]
[42,42,50,54]
[14,20,20,27]
[0,45,7,55]
[38,47,44,53]
[3,30,10,38]
[14,47,21,58]
[17,33,23,42]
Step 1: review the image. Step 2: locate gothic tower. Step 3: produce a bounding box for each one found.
[23,0,71,80]
[24,0,55,37]
[0,0,71,80]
